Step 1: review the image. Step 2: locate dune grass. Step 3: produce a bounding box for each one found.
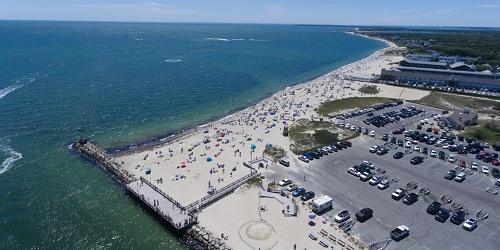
[316,97,393,117]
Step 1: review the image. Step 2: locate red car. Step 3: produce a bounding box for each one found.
[492,159,500,166]
[459,160,467,168]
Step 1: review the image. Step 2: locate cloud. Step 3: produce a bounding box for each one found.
[474,4,499,8]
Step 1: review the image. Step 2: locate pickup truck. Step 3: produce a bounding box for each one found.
[390,225,410,241]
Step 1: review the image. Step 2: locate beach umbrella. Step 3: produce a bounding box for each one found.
[250,144,256,150]
[308,213,316,219]
[207,157,213,162]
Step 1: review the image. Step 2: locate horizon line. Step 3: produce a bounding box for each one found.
[1,18,500,29]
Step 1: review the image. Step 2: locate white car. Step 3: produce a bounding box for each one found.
[481,166,490,175]
[442,144,450,149]
[471,162,478,171]
[278,178,292,186]
[413,145,420,152]
[369,146,379,153]
[430,150,437,157]
[462,218,477,231]
[369,131,376,137]
[448,155,457,163]
[377,180,390,189]
[348,167,361,177]
[405,141,412,148]
[391,188,406,200]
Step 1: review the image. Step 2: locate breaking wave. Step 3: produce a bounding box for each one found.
[165,58,182,63]
[0,142,23,175]
[0,84,24,100]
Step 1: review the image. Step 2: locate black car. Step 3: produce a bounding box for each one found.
[426,201,441,215]
[393,152,404,159]
[355,208,373,222]
[435,208,450,222]
[444,170,457,180]
[301,191,315,201]
[410,156,424,165]
[421,147,428,155]
[377,147,389,155]
[450,210,466,225]
[438,151,446,160]
[402,193,418,205]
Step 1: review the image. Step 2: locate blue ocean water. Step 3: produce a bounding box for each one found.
[0,21,384,249]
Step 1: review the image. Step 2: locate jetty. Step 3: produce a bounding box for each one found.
[73,139,258,234]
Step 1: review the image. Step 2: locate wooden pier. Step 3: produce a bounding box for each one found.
[73,139,258,233]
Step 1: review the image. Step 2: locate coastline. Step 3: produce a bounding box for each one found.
[105,32,392,156]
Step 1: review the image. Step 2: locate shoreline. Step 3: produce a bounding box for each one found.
[104,32,392,156]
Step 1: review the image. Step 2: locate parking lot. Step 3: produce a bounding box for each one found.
[271,135,500,249]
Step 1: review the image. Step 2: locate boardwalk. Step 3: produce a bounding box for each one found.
[127,178,196,230]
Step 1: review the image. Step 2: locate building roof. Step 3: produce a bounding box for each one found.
[450,62,476,70]
[395,66,500,78]
[401,59,448,67]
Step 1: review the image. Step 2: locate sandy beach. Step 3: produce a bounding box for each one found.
[112,34,430,249]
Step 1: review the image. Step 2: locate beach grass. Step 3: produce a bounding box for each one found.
[413,91,500,115]
[316,97,393,117]
[263,145,287,162]
[288,119,357,154]
[461,120,500,144]
[358,85,380,95]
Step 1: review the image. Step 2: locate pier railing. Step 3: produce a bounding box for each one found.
[185,170,258,211]
[139,177,185,210]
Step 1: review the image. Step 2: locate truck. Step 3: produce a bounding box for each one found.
[390,225,410,241]
[312,195,333,214]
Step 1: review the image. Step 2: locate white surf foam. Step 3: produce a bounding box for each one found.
[165,58,182,63]
[0,143,22,175]
[204,37,231,42]
[0,84,24,100]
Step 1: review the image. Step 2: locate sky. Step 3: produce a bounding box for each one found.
[0,0,499,27]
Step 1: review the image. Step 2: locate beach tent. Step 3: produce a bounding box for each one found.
[144,166,151,175]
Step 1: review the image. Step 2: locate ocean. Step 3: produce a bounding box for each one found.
[0,21,384,249]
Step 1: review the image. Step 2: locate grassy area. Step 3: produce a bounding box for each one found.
[288,119,358,154]
[263,145,286,162]
[358,85,380,95]
[316,97,393,117]
[413,91,500,115]
[461,120,500,144]
[359,27,500,68]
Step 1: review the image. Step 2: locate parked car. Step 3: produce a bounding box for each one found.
[426,201,441,215]
[402,193,418,205]
[410,156,424,165]
[390,225,410,241]
[444,169,457,180]
[348,167,361,177]
[454,172,466,182]
[278,178,292,186]
[481,165,490,175]
[355,208,373,222]
[286,184,298,192]
[377,180,390,190]
[359,172,372,182]
[448,155,457,163]
[393,152,404,159]
[301,191,315,201]
[334,210,350,223]
[292,187,305,197]
[391,188,406,200]
[435,208,450,222]
[462,218,477,231]
[430,150,437,157]
[369,176,381,186]
[279,159,290,167]
[450,210,466,225]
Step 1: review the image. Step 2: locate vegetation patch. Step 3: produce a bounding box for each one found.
[461,120,500,144]
[288,119,358,154]
[316,97,393,117]
[358,85,380,95]
[263,145,287,162]
[413,91,500,116]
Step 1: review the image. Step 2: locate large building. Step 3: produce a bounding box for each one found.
[380,66,500,92]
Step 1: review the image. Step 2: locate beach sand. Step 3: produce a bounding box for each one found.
[112,35,430,249]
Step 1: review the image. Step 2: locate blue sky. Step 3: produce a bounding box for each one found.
[1,0,499,27]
